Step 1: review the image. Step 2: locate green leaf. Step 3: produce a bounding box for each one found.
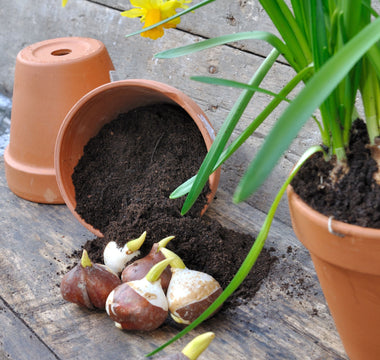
[291,0,311,42]
[170,175,195,199]
[190,76,291,102]
[309,0,329,70]
[179,49,281,215]
[234,17,380,203]
[155,31,290,61]
[170,65,313,200]
[259,0,311,70]
[367,44,380,79]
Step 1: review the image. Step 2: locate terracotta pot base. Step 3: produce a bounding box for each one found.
[5,37,114,203]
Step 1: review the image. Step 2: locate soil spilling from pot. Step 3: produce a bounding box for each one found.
[71,104,276,308]
[291,119,380,228]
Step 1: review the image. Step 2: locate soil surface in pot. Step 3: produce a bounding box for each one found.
[291,119,380,228]
[71,104,276,308]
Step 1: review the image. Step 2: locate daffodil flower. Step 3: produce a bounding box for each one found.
[62,0,68,7]
[122,0,192,40]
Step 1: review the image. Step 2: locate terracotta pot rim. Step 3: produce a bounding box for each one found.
[55,79,220,237]
[58,79,216,144]
[288,184,380,275]
[287,184,380,238]
[5,37,114,204]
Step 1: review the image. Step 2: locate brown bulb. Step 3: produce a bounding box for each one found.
[60,250,121,309]
[161,248,222,324]
[121,236,174,293]
[106,258,172,331]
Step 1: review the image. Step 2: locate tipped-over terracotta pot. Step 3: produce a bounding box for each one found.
[4,37,114,203]
[55,79,220,237]
[287,185,380,360]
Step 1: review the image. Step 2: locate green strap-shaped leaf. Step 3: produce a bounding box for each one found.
[190,76,291,102]
[259,0,311,71]
[155,31,291,62]
[179,49,281,215]
[170,65,313,199]
[234,16,380,203]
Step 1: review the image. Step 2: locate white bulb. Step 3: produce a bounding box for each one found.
[167,268,221,317]
[103,241,140,273]
[128,278,168,311]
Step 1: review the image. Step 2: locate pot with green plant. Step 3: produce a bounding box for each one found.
[121,1,380,358]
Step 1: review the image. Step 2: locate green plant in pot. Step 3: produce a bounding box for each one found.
[123,0,380,358]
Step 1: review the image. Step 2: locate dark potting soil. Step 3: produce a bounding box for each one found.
[291,119,380,228]
[72,104,275,308]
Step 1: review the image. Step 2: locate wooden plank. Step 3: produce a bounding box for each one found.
[0,298,59,360]
[0,0,322,226]
[0,157,347,359]
[207,192,347,358]
[97,0,279,57]
[0,2,352,358]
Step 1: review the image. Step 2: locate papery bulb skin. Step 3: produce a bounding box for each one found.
[60,261,92,308]
[60,250,121,309]
[167,267,222,325]
[103,241,137,274]
[160,248,222,325]
[106,279,168,331]
[83,263,121,309]
[106,257,173,331]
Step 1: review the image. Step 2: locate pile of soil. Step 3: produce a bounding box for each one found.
[71,104,275,308]
[291,119,380,228]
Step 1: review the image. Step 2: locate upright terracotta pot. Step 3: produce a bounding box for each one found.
[55,79,220,237]
[287,185,380,360]
[4,37,114,203]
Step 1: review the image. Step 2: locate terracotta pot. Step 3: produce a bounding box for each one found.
[55,79,221,237]
[4,37,114,203]
[287,185,380,360]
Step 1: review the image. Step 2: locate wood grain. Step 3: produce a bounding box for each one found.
[1,0,320,226]
[0,1,353,358]
[0,157,347,359]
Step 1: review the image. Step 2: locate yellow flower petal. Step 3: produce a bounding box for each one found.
[130,0,156,9]
[142,8,165,39]
[163,18,180,29]
[144,8,162,27]
[121,8,146,19]
[62,0,68,7]
[141,27,164,39]
[123,0,193,39]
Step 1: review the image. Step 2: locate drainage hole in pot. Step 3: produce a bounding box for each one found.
[51,49,72,56]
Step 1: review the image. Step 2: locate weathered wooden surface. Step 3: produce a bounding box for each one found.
[0,1,356,358]
[0,0,321,226]
[0,158,347,359]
